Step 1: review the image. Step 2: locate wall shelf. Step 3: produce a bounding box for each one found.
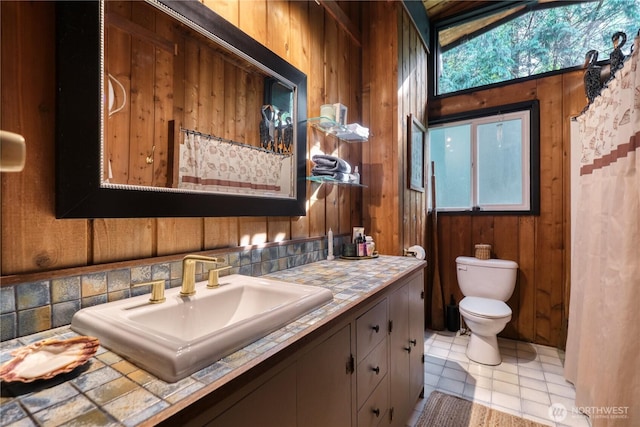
[307,117,368,143]
[307,176,367,187]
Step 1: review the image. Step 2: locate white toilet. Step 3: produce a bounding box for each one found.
[456,256,518,365]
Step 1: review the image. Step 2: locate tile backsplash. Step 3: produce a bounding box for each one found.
[1,236,348,341]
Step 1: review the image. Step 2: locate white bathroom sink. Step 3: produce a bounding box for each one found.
[71,274,333,382]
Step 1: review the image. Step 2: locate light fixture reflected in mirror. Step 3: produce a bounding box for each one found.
[106,73,126,117]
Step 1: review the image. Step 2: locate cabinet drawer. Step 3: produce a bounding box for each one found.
[357,338,388,409]
[357,374,389,427]
[356,299,388,363]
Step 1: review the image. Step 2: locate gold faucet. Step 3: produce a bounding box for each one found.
[133,280,166,304]
[180,255,222,297]
[207,265,232,289]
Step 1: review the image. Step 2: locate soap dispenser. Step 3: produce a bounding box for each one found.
[356,233,366,257]
[351,166,360,185]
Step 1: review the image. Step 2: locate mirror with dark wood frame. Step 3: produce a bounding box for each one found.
[56,0,307,218]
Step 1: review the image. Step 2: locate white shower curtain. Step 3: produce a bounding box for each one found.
[565,34,639,426]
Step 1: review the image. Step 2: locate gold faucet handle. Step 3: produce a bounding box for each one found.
[207,265,232,288]
[133,280,166,304]
[181,255,221,297]
[184,254,221,264]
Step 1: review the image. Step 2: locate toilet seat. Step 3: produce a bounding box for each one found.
[460,296,511,319]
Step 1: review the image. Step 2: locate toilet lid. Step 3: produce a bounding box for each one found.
[459,297,511,319]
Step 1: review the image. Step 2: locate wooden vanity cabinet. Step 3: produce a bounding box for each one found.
[206,324,353,427]
[172,268,425,427]
[297,324,353,427]
[357,374,389,427]
[388,272,425,426]
[356,300,389,426]
[408,274,426,404]
[207,363,297,427]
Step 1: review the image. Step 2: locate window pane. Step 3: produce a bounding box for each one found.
[477,119,522,205]
[430,125,471,208]
[438,0,640,94]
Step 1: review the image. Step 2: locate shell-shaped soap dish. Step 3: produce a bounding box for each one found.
[0,336,100,383]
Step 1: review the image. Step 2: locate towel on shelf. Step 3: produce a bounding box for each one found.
[311,169,351,182]
[311,154,351,173]
[346,123,369,139]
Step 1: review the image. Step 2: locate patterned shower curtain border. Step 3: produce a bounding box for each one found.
[580,132,639,175]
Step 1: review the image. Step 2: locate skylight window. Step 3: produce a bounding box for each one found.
[435,0,640,95]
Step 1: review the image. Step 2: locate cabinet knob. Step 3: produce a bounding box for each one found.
[404,346,412,353]
[410,339,417,346]
[372,408,380,417]
[371,366,380,374]
[372,324,379,333]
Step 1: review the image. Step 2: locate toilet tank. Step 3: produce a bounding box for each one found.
[456,256,518,301]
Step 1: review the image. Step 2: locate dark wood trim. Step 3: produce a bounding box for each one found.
[401,0,431,52]
[317,0,362,47]
[106,10,174,53]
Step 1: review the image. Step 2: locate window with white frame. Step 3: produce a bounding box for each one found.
[428,102,539,214]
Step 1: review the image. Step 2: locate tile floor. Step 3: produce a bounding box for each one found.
[407,330,591,427]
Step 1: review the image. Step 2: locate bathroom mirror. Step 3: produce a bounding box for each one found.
[56,0,307,218]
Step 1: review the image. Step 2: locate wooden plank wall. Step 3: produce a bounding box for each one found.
[0,1,362,275]
[362,3,429,256]
[1,1,586,350]
[428,70,586,348]
[398,9,429,253]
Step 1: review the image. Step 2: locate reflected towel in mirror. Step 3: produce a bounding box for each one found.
[311,154,351,173]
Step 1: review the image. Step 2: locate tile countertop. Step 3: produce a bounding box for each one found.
[0,255,426,427]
